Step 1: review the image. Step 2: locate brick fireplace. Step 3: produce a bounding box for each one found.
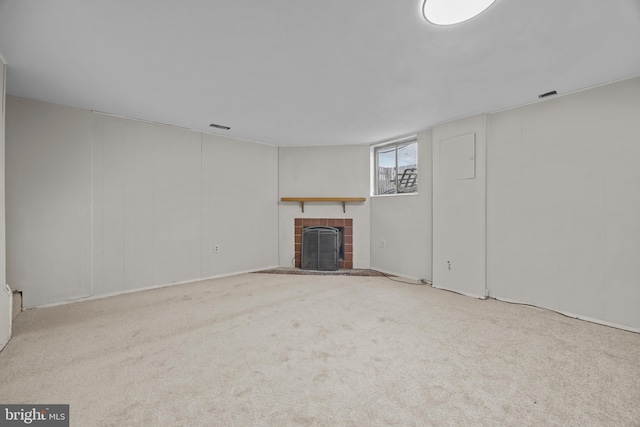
[295,218,353,269]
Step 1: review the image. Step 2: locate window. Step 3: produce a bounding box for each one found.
[374,138,418,195]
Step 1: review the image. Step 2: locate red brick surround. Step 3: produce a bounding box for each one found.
[295,218,353,269]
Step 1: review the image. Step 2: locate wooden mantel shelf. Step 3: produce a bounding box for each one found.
[280,197,366,213]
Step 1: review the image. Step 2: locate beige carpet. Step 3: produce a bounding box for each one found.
[0,273,639,426]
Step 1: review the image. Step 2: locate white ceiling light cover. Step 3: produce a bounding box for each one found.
[423,0,497,25]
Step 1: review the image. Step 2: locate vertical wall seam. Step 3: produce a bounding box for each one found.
[89,113,94,296]
[121,130,125,289]
[484,113,489,298]
[277,146,280,267]
[151,129,155,285]
[100,120,105,295]
[200,132,203,279]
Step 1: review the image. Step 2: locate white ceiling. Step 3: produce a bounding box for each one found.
[1,0,639,146]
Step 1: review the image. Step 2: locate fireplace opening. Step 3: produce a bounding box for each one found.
[295,218,353,269]
[301,226,341,271]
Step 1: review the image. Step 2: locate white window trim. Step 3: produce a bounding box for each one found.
[370,136,418,197]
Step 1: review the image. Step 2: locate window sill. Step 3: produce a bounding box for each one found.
[371,192,419,198]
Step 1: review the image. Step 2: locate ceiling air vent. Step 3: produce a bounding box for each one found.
[538,90,558,99]
[209,123,230,130]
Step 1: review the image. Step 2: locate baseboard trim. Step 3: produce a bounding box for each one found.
[490,295,640,334]
[27,266,281,310]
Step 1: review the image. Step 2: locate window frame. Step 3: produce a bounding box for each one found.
[372,137,418,196]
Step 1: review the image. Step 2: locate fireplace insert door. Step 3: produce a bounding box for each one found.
[301,226,340,271]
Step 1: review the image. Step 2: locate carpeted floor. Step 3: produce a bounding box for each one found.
[1,273,639,426]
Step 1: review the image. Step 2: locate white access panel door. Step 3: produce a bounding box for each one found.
[432,120,486,298]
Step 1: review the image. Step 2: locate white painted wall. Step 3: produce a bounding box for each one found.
[6,98,92,307]
[432,115,487,298]
[201,133,278,277]
[370,130,432,280]
[6,97,279,308]
[487,77,640,331]
[0,55,11,351]
[91,116,203,295]
[278,145,370,269]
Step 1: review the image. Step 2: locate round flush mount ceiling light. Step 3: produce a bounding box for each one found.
[423,0,497,25]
